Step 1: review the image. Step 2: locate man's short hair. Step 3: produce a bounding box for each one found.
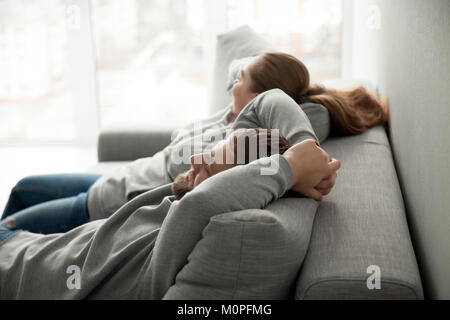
[230,128,291,164]
[171,128,291,199]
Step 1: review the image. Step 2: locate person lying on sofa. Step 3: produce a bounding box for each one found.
[0,51,386,235]
[0,128,340,299]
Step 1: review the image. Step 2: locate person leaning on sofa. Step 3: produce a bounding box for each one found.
[0,127,340,299]
[0,51,388,235]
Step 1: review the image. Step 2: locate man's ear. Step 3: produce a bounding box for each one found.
[190,154,203,165]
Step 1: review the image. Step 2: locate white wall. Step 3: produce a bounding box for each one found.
[349,0,450,299]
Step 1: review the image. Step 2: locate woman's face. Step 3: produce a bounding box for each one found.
[231,65,259,116]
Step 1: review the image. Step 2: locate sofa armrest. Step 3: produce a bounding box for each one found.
[295,126,424,300]
[97,127,174,162]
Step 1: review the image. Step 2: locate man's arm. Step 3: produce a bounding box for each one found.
[149,154,293,299]
[149,140,340,299]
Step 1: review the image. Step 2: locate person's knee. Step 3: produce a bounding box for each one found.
[8,175,43,206]
[13,175,39,192]
[2,176,44,219]
[0,217,16,230]
[8,178,28,203]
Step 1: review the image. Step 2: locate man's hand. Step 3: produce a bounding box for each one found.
[314,172,337,197]
[283,139,341,201]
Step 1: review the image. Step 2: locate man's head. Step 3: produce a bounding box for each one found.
[171,128,291,199]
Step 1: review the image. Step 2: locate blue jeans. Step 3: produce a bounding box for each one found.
[0,225,16,243]
[0,174,101,236]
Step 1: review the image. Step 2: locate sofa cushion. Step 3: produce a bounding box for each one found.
[210,25,273,113]
[163,198,318,299]
[295,126,424,299]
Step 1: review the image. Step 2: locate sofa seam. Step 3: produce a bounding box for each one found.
[362,140,390,149]
[295,202,321,288]
[231,223,245,300]
[300,277,422,300]
[212,218,277,225]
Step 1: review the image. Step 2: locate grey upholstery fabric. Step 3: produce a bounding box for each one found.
[295,126,424,299]
[299,103,330,145]
[90,126,424,300]
[351,0,450,299]
[97,127,173,162]
[210,25,273,113]
[163,198,318,300]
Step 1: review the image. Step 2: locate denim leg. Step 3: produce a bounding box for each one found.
[2,173,101,219]
[0,225,18,243]
[0,192,90,234]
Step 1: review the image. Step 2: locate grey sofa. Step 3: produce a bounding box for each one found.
[90,123,423,299]
[89,25,424,299]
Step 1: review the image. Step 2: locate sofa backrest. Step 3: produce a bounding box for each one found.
[210,25,274,113]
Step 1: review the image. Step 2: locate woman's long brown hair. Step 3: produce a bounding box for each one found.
[247,52,389,135]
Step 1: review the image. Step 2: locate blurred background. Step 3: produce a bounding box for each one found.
[0,0,345,206]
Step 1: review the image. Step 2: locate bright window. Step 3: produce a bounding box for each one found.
[91,0,208,130]
[0,0,76,142]
[226,0,342,81]
[0,0,343,144]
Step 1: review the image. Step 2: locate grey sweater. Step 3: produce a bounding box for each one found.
[87,88,330,220]
[0,154,293,299]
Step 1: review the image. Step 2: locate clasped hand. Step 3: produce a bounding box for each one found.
[283,140,341,201]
